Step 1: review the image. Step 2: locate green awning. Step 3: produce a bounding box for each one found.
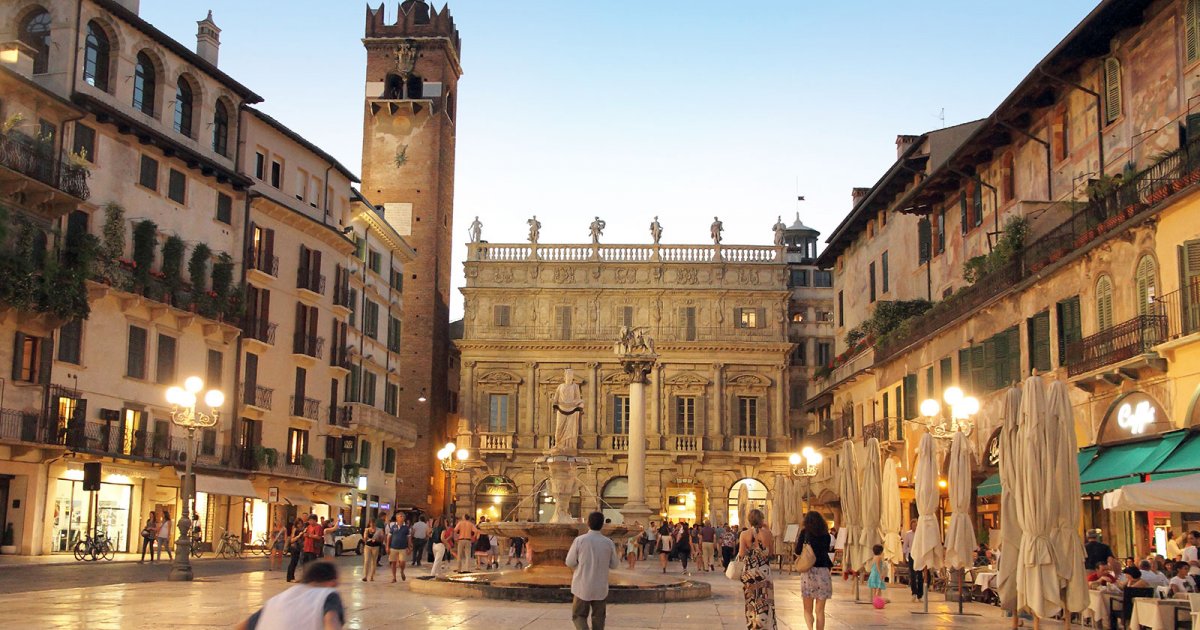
[977,446,1098,498]
[1151,431,1200,477]
[1078,430,1189,495]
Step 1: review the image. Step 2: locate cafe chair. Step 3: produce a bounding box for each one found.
[1110,587,1155,630]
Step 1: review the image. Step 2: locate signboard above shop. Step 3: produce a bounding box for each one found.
[1100,392,1172,443]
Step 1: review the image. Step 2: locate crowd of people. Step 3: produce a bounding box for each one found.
[1084,529,1200,596]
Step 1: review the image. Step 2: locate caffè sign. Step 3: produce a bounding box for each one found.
[1101,392,1169,442]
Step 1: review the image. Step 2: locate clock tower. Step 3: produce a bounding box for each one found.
[361,1,461,512]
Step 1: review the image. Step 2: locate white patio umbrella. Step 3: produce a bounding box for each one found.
[771,474,785,539]
[944,430,977,569]
[737,480,749,529]
[859,437,883,573]
[1015,374,1059,620]
[1046,380,1088,615]
[881,457,904,567]
[1103,472,1200,511]
[838,440,862,575]
[910,432,944,573]
[997,385,1023,613]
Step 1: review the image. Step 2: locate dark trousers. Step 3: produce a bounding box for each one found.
[411,538,427,566]
[286,546,301,581]
[140,537,155,561]
[907,555,924,598]
[572,596,607,630]
[301,551,317,566]
[721,546,735,568]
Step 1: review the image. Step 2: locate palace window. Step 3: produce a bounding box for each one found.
[612,395,629,434]
[174,77,194,137]
[21,9,52,75]
[493,305,511,327]
[488,394,509,432]
[675,397,695,435]
[737,396,758,436]
[133,52,157,115]
[213,100,230,156]
[737,308,760,329]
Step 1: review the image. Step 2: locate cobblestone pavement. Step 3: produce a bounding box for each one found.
[0,554,1043,629]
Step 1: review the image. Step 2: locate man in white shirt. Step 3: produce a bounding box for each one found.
[902,518,923,601]
[566,511,619,630]
[1138,560,1169,587]
[410,516,430,567]
[1184,531,1200,590]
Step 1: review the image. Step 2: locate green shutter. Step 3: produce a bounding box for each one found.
[960,194,968,235]
[970,345,987,393]
[1057,296,1082,366]
[1189,0,1199,63]
[957,349,970,388]
[903,374,918,421]
[940,356,953,390]
[1180,240,1200,334]
[918,217,931,263]
[973,185,983,227]
[1028,311,1051,374]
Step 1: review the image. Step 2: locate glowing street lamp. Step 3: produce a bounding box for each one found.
[165,376,223,582]
[920,387,979,439]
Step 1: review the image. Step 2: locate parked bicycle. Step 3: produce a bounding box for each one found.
[252,531,280,556]
[73,530,115,562]
[214,527,243,559]
[189,527,204,558]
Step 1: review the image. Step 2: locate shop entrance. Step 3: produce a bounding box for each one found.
[665,480,706,525]
[52,477,132,553]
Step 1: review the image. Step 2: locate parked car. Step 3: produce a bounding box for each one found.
[326,526,363,556]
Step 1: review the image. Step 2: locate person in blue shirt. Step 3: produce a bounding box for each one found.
[387,513,411,582]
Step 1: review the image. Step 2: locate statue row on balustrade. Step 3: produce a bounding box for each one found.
[466,215,794,247]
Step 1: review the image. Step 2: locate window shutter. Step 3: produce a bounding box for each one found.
[11,332,26,381]
[1104,58,1121,124]
[959,194,968,235]
[756,307,766,329]
[734,307,743,327]
[902,374,918,421]
[940,356,953,389]
[1028,311,1051,374]
[1135,257,1156,317]
[1096,277,1114,331]
[1180,240,1200,333]
[918,217,931,263]
[1189,0,1199,62]
[970,345,986,393]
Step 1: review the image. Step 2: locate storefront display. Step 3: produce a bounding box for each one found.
[52,477,132,553]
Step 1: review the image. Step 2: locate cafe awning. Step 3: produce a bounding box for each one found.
[285,494,312,506]
[976,446,1098,497]
[1078,430,1188,495]
[188,473,260,499]
[1149,431,1200,479]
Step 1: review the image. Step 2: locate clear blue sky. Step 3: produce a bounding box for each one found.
[143,0,1099,318]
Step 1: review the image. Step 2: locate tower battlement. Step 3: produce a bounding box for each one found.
[366,1,460,54]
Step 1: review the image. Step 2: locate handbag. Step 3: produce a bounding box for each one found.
[726,555,746,580]
[795,543,816,573]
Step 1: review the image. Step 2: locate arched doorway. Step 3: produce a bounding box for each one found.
[534,478,580,523]
[601,476,628,524]
[474,475,518,523]
[727,478,768,528]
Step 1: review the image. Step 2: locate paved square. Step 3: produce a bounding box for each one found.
[0,556,1034,629]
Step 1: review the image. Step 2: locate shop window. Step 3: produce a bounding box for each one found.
[727,479,767,528]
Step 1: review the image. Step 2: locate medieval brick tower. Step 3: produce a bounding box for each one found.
[361,1,461,511]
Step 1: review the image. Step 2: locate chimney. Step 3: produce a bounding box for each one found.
[196,11,221,66]
[0,41,36,77]
[852,187,871,207]
[896,134,919,159]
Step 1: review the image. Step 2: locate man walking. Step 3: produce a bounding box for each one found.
[903,518,923,601]
[410,515,429,567]
[698,520,716,572]
[454,515,479,572]
[566,511,619,630]
[387,513,411,582]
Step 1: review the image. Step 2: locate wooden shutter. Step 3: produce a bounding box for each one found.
[1189,0,1199,62]
[970,345,987,393]
[307,306,318,343]
[294,367,307,416]
[1028,311,1051,374]
[312,249,322,288]
[622,306,633,328]
[903,374,918,420]
[918,217,931,263]
[1180,240,1200,333]
[959,193,968,234]
[1096,277,1114,331]
[127,327,146,379]
[940,356,953,389]
[1056,296,1082,366]
[1135,257,1156,317]
[1103,58,1121,124]
[756,307,766,329]
[868,262,876,302]
[11,332,25,381]
[972,184,983,227]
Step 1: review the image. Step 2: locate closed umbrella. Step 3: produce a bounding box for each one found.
[738,480,749,529]
[771,474,785,539]
[1046,380,1088,615]
[911,432,943,573]
[859,437,883,573]
[881,457,903,567]
[945,430,978,615]
[1015,374,1059,620]
[838,440,862,576]
[997,385,1023,613]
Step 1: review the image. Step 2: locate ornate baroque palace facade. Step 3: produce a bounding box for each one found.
[455,231,798,526]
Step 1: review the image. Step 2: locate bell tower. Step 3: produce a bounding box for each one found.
[361,1,461,511]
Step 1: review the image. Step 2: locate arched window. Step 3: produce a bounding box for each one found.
[475,475,519,523]
[82,21,111,91]
[727,478,768,528]
[600,476,628,524]
[174,77,193,137]
[212,100,229,156]
[20,8,52,75]
[1135,256,1158,317]
[133,52,157,116]
[1096,275,1113,331]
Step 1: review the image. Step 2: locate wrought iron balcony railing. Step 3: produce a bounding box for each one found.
[1065,314,1167,376]
[0,131,90,200]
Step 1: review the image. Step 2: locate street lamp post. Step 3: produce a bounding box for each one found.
[918,386,979,440]
[437,442,470,517]
[165,376,223,582]
[788,446,823,513]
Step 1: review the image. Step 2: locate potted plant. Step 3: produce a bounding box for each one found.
[160,235,184,306]
[187,243,210,310]
[1,523,15,554]
[130,219,157,295]
[300,453,315,471]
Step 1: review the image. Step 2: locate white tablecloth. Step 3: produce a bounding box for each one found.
[1128,597,1187,630]
[1085,590,1117,629]
[973,571,997,591]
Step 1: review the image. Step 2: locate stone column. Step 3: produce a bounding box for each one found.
[526,362,537,448]
[771,363,787,452]
[588,362,601,447]
[710,363,724,450]
[620,358,655,523]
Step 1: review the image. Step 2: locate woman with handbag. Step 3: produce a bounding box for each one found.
[138,512,158,563]
[736,509,776,630]
[795,510,834,630]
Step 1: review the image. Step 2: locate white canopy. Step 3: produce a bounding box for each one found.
[738,480,749,528]
[944,430,977,569]
[910,432,943,571]
[881,457,904,565]
[858,437,883,572]
[1047,379,1089,614]
[838,440,862,572]
[1103,472,1200,511]
[997,385,1023,611]
[1015,374,1060,619]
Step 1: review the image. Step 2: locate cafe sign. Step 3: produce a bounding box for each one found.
[983,428,1001,472]
[1101,392,1170,443]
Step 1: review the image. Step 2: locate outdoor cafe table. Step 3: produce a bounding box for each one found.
[1128,597,1188,630]
[973,572,997,592]
[1085,590,1119,629]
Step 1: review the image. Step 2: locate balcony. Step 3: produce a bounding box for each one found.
[289,396,320,421]
[247,250,278,280]
[0,408,50,444]
[242,319,276,348]
[292,333,324,360]
[296,269,326,298]
[478,432,513,452]
[243,383,273,411]
[862,418,903,446]
[672,435,701,453]
[0,131,90,207]
[329,345,351,372]
[733,436,766,454]
[1158,278,1200,342]
[342,402,417,445]
[609,434,629,451]
[332,282,353,310]
[328,405,351,428]
[1066,314,1167,379]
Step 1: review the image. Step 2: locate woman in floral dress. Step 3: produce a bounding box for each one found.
[796,510,834,630]
[738,508,776,629]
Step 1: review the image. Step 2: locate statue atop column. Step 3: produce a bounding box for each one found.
[649,216,663,245]
[467,216,483,243]
[710,216,724,245]
[615,326,656,357]
[527,215,541,245]
[549,367,583,457]
[589,217,606,245]
[773,215,787,247]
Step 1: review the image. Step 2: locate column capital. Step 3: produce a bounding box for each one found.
[587,361,600,370]
[620,358,656,384]
[465,360,477,368]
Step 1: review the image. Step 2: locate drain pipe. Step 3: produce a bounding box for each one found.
[1039,68,1105,176]
[994,119,1053,200]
